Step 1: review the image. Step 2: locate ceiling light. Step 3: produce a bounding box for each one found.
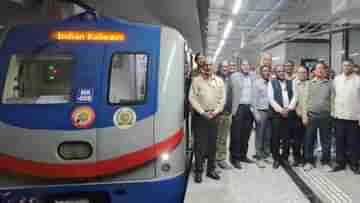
[219,39,225,48]
[232,0,243,15]
[223,20,233,39]
[240,41,245,48]
[161,153,170,161]
[240,32,245,48]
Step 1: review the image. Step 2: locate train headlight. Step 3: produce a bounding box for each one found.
[160,153,171,172]
[161,153,170,161]
[58,142,93,160]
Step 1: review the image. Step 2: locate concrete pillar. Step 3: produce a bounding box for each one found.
[330,31,346,74]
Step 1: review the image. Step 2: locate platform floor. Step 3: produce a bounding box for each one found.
[294,160,360,203]
[184,134,310,203]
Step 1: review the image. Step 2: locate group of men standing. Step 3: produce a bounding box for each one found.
[187,53,360,184]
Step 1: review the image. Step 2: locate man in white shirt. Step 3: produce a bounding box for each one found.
[268,65,297,169]
[332,60,360,174]
[189,59,226,183]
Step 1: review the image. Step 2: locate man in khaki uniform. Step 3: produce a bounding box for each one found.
[215,61,233,170]
[189,59,226,183]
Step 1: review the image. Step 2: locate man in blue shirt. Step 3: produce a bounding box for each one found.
[252,65,272,168]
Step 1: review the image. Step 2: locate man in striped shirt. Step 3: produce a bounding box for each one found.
[332,60,360,174]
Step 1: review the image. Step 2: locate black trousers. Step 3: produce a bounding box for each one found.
[193,113,218,173]
[304,115,332,164]
[293,115,305,162]
[230,104,254,160]
[271,113,295,161]
[335,119,359,166]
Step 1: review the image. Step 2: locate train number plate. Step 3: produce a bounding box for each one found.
[46,192,109,203]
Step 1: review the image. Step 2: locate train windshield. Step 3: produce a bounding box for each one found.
[2,54,73,104]
[108,53,148,104]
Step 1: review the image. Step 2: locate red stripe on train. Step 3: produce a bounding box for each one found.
[0,129,183,178]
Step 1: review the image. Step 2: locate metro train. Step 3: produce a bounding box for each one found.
[0,10,190,203]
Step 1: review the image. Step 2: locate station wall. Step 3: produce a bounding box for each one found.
[265,41,330,66]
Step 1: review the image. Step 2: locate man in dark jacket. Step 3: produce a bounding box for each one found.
[267,65,297,169]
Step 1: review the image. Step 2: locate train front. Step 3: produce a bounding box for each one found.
[0,12,186,203]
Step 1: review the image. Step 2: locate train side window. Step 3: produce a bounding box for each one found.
[1,54,73,104]
[108,53,148,104]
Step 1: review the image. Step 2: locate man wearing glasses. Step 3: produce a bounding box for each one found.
[229,60,257,169]
[268,65,297,169]
[302,63,332,172]
[332,60,360,174]
[189,58,226,182]
[284,60,296,80]
[215,61,234,170]
[293,65,308,167]
[252,65,272,168]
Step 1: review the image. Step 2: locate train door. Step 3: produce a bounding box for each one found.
[184,44,193,169]
[96,40,158,180]
[301,58,319,71]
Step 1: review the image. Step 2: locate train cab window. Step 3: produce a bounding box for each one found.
[2,54,73,104]
[109,53,148,104]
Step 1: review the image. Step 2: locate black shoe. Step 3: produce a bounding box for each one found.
[282,159,290,166]
[331,164,345,172]
[350,165,359,173]
[321,160,331,165]
[194,173,202,183]
[273,160,280,169]
[217,160,233,170]
[281,155,289,162]
[240,157,255,164]
[206,171,220,180]
[230,159,242,169]
[292,161,300,167]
